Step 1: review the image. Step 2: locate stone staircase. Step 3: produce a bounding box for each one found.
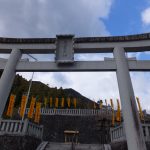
[36,142,111,150]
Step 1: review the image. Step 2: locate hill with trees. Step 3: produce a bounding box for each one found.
[7,74,97,109]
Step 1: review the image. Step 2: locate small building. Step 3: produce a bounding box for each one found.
[64,130,79,144]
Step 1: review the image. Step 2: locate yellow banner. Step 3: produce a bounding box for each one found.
[110,99,114,109]
[136,97,144,120]
[105,99,107,106]
[28,97,36,119]
[110,99,115,126]
[50,97,53,108]
[55,98,58,108]
[73,98,77,108]
[19,95,27,118]
[94,102,96,109]
[112,112,115,127]
[67,97,71,108]
[6,94,16,117]
[116,99,121,122]
[34,102,41,123]
[61,98,64,108]
[99,100,103,109]
[44,97,48,108]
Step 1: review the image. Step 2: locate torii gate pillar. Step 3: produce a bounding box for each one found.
[114,47,147,150]
[0,49,22,117]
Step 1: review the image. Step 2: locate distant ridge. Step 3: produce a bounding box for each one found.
[6,74,96,109]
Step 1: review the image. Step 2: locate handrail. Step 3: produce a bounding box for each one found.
[0,119,43,140]
[110,123,150,142]
[36,141,49,150]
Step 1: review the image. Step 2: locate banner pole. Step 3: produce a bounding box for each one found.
[22,72,34,121]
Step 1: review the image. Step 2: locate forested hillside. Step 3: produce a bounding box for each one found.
[8,74,97,109]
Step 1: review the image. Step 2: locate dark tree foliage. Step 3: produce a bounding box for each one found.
[5,74,95,109]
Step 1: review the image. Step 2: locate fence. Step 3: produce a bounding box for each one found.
[110,123,150,142]
[24,108,112,118]
[0,119,43,139]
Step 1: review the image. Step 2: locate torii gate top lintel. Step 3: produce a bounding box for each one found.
[0,33,149,44]
[0,33,150,54]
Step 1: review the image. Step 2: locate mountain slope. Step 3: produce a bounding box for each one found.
[8,74,96,109]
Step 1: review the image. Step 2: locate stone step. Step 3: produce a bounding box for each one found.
[45,142,111,150]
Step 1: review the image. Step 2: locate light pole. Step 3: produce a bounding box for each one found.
[22,54,37,121]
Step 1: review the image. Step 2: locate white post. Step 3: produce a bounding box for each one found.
[10,122,14,132]
[22,72,34,121]
[0,49,22,118]
[114,47,147,150]
[5,122,10,132]
[145,126,149,137]
[22,118,29,135]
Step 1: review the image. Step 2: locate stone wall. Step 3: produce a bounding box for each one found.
[0,135,41,150]
[41,115,111,144]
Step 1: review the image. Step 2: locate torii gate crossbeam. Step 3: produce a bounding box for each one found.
[0,33,149,150]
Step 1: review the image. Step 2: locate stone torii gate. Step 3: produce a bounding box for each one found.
[0,33,149,150]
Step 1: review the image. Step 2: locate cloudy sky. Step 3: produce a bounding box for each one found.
[0,0,150,110]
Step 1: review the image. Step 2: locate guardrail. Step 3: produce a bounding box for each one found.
[24,108,112,118]
[0,119,43,139]
[110,123,150,142]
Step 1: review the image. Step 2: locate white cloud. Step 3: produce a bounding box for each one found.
[131,72,150,113]
[141,7,150,25]
[0,0,113,37]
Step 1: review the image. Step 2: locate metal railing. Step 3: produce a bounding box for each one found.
[25,108,111,116]
[0,119,43,139]
[110,123,150,142]
[24,108,112,118]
